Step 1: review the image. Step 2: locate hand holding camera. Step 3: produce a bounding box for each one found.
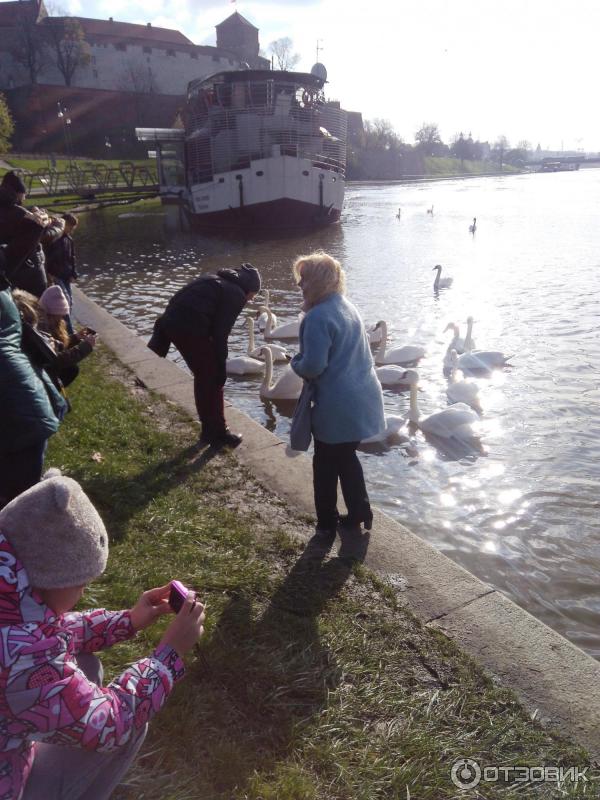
[160,581,205,657]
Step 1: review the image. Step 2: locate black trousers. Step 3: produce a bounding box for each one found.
[312,439,371,530]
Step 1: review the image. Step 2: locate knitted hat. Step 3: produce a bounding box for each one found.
[0,475,109,588]
[236,263,261,294]
[1,171,27,195]
[40,285,69,316]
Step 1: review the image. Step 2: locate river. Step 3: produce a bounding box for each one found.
[75,168,600,659]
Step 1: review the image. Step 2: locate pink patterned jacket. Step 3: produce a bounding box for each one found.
[0,532,185,800]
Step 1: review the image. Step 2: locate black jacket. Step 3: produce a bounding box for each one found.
[154,270,248,370]
[0,187,45,285]
[45,234,77,282]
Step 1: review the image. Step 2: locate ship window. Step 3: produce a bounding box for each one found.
[332,177,336,182]
[302,170,309,176]
[166,49,176,56]
[255,170,264,176]
[143,46,152,54]
[190,52,198,59]
[218,177,225,183]
[235,174,242,179]
[115,43,127,51]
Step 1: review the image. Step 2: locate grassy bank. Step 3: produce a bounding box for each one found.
[424,157,521,177]
[47,348,592,799]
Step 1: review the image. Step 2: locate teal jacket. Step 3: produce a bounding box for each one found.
[291,293,385,444]
[0,287,66,454]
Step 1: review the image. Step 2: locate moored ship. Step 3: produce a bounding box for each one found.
[136,64,347,231]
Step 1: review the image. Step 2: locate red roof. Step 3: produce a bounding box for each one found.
[0,0,39,26]
[44,16,193,46]
[216,12,258,31]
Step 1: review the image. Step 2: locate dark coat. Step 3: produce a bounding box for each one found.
[44,233,77,282]
[0,188,45,284]
[151,270,248,368]
[0,286,67,454]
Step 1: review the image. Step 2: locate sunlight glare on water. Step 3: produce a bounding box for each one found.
[78,169,600,659]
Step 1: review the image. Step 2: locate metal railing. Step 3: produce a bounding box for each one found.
[18,162,159,197]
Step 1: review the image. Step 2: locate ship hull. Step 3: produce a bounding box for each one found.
[177,196,340,231]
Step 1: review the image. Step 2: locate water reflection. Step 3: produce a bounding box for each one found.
[77,171,600,659]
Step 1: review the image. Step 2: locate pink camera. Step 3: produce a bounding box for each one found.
[168,580,188,613]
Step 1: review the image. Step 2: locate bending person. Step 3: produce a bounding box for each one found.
[290,251,385,538]
[148,263,261,447]
[0,473,205,800]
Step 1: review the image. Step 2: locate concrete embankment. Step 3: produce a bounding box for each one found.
[73,286,600,760]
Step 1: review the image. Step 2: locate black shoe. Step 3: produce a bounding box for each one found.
[201,428,243,448]
[313,525,336,543]
[338,512,373,531]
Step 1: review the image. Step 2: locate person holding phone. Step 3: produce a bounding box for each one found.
[0,473,205,800]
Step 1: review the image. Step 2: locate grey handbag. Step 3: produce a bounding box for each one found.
[289,381,313,451]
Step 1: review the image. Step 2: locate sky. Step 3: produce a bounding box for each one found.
[59,0,599,152]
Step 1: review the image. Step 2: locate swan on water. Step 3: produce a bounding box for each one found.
[245,316,291,363]
[375,365,410,387]
[405,369,479,440]
[396,207,401,219]
[464,316,476,352]
[257,290,277,331]
[368,322,384,345]
[456,349,510,371]
[361,415,410,445]
[259,306,301,340]
[427,205,434,215]
[259,346,303,400]
[373,320,426,366]
[226,353,265,376]
[446,350,481,409]
[433,264,453,290]
[469,217,477,233]
[444,322,466,355]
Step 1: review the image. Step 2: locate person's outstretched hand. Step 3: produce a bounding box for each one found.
[130,583,173,632]
[159,592,206,657]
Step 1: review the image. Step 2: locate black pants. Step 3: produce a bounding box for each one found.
[312,439,371,530]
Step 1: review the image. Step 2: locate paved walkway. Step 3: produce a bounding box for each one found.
[73,287,600,759]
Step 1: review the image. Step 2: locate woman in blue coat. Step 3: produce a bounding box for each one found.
[290,252,385,537]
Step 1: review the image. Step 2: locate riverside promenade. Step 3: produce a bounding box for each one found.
[73,286,600,761]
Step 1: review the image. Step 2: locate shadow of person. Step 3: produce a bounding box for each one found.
[171,532,367,795]
[81,442,220,541]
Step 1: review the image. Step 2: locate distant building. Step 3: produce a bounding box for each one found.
[0,4,269,94]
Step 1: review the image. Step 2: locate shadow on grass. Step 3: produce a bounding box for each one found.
[82,442,220,542]
[176,532,369,796]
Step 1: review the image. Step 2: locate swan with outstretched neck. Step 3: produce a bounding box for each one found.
[373,320,425,366]
[259,306,302,341]
[433,264,453,291]
[446,350,481,409]
[256,290,277,331]
[245,316,290,363]
[259,346,303,400]
[405,369,479,439]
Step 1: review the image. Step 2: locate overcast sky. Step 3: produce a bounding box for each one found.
[62,0,599,151]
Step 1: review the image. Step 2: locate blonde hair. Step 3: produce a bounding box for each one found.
[12,289,40,327]
[42,312,70,347]
[292,251,345,309]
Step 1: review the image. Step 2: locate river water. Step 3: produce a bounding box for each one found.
[76,169,600,659]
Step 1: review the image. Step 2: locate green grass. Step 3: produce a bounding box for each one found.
[424,157,521,176]
[46,349,593,799]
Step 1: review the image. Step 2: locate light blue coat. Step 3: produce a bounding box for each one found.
[291,293,385,444]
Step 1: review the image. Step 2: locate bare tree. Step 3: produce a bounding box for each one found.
[118,60,158,94]
[268,37,300,71]
[415,122,444,156]
[11,5,48,84]
[43,16,91,86]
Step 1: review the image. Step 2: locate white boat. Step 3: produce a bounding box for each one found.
[136,64,346,231]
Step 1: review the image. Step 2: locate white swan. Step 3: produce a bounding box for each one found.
[260,306,301,341]
[259,346,303,400]
[257,290,277,332]
[433,264,453,290]
[226,353,265,376]
[446,350,481,409]
[374,320,425,366]
[463,316,476,353]
[456,349,510,371]
[375,365,410,387]
[245,316,290,363]
[469,217,477,233]
[368,322,383,345]
[444,322,466,355]
[361,415,409,444]
[405,369,479,440]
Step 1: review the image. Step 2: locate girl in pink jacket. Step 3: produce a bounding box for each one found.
[0,474,205,800]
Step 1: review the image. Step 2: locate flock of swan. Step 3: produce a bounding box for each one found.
[225,270,512,448]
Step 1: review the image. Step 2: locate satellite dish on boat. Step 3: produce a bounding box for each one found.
[311,63,327,81]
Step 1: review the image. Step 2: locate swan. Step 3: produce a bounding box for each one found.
[427,205,434,215]
[469,217,477,233]
[396,207,401,219]
[259,346,303,400]
[405,369,479,440]
[259,306,301,341]
[463,316,476,352]
[456,349,510,371]
[446,350,481,409]
[245,316,290,363]
[373,320,426,366]
[257,290,277,331]
[226,353,265,376]
[368,322,383,345]
[361,415,410,445]
[375,365,410,387]
[444,322,466,355]
[433,264,453,290]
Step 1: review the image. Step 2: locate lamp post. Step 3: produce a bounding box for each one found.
[57,101,73,167]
